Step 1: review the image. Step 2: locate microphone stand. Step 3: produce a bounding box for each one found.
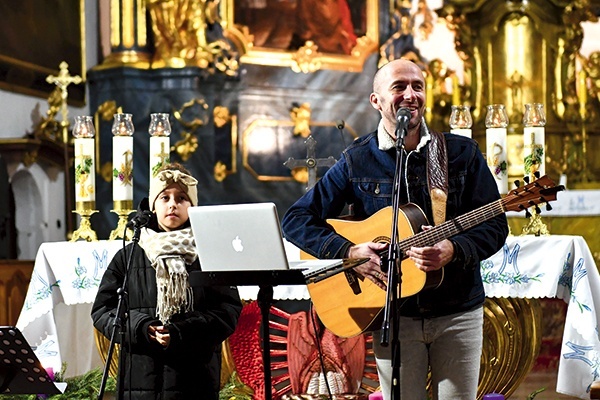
[97,224,142,400]
[380,120,408,400]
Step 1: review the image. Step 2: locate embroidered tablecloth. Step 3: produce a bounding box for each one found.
[483,234,600,399]
[16,236,600,398]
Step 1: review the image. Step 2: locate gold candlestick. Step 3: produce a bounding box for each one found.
[109,201,135,241]
[71,207,99,242]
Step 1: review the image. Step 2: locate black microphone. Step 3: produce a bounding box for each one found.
[395,107,411,141]
[396,107,411,124]
[127,198,153,229]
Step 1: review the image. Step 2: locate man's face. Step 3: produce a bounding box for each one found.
[370,60,427,135]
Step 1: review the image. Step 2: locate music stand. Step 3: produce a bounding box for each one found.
[189,258,368,400]
[0,326,67,395]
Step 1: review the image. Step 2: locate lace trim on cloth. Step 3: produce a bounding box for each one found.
[138,227,197,324]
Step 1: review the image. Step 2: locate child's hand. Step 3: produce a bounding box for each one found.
[148,325,171,347]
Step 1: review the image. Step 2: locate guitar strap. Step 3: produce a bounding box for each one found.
[427,130,448,225]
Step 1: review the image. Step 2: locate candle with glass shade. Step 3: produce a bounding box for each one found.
[109,113,135,240]
[523,103,546,178]
[149,113,171,179]
[71,115,98,241]
[485,104,509,195]
[521,103,550,236]
[449,105,473,138]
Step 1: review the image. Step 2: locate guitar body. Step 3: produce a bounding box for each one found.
[298,175,563,338]
[303,204,443,338]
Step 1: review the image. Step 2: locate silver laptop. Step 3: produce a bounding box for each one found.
[188,202,344,277]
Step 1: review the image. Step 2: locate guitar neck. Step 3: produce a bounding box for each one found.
[399,198,505,253]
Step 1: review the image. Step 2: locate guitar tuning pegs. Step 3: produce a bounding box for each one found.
[525,209,531,218]
[534,205,541,214]
[533,171,541,179]
[523,176,530,184]
[514,180,521,188]
[546,203,553,211]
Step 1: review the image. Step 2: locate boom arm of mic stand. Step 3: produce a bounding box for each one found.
[97,226,142,400]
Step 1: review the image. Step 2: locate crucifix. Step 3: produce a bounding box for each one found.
[46,61,83,237]
[284,135,336,191]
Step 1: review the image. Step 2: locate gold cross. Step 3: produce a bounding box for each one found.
[152,141,171,177]
[46,61,83,125]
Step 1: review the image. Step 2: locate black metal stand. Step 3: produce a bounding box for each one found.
[0,326,65,395]
[190,269,306,400]
[97,228,143,400]
[379,119,409,400]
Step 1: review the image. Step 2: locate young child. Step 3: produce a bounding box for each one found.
[92,163,242,399]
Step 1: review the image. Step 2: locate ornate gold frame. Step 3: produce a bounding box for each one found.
[220,0,379,73]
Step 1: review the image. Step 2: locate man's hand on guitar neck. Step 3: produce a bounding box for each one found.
[405,225,456,272]
[347,242,389,290]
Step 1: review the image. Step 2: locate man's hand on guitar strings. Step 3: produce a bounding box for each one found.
[347,242,389,290]
[405,225,454,272]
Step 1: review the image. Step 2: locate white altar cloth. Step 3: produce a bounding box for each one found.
[15,236,600,398]
[483,235,600,399]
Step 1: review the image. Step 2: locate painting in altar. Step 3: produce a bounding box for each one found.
[234,0,367,54]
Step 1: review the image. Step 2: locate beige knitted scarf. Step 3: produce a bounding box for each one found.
[138,227,197,324]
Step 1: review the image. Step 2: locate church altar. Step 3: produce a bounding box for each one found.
[15,235,600,398]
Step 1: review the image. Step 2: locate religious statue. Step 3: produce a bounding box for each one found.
[426,59,454,128]
[507,70,525,124]
[147,0,238,75]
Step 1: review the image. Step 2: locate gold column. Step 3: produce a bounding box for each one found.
[97,0,151,69]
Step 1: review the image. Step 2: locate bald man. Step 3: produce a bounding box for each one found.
[282,59,508,399]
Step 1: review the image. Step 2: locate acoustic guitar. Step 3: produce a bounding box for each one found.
[301,175,564,338]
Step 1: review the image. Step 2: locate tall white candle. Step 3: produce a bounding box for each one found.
[111,113,135,207]
[74,137,96,204]
[486,128,508,195]
[112,136,134,202]
[523,127,545,177]
[522,103,547,179]
[485,104,509,195]
[73,116,96,208]
[149,113,172,178]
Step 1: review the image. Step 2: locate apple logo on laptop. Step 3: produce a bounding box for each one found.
[232,236,244,252]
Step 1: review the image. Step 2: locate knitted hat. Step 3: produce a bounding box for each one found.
[149,169,198,211]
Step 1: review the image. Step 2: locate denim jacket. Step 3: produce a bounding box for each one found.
[281,129,509,318]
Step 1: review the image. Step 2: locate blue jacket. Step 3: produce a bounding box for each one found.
[281,130,509,318]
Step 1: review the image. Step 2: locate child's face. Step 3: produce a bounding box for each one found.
[153,183,192,231]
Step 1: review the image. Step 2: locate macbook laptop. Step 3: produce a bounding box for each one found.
[188,202,348,279]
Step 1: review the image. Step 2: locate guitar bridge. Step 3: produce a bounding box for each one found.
[345,270,362,295]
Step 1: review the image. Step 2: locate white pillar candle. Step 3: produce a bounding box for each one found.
[486,128,508,194]
[74,137,96,204]
[523,126,545,177]
[112,135,134,202]
[450,128,472,138]
[149,113,172,178]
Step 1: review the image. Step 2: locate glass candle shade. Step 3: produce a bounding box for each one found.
[73,116,96,206]
[449,105,473,138]
[149,113,172,178]
[111,114,134,205]
[485,104,508,194]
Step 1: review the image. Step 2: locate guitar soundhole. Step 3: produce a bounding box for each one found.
[373,236,390,244]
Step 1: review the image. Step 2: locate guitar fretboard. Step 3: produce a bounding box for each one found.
[398,199,505,254]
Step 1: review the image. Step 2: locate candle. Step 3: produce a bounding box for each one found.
[523,103,546,178]
[73,116,96,208]
[578,69,587,119]
[485,104,509,194]
[449,105,472,138]
[149,113,172,178]
[111,114,134,208]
